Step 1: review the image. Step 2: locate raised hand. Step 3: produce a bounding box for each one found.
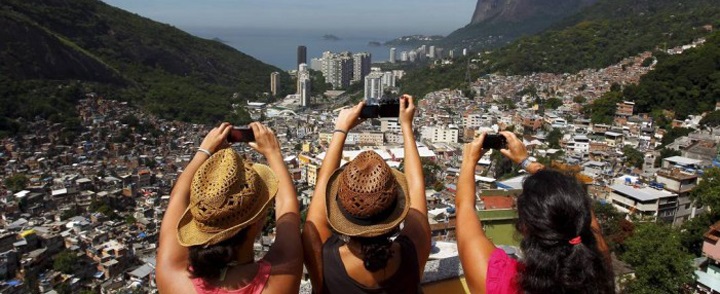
[499,131,528,164]
[463,133,487,164]
[335,101,366,132]
[399,94,415,128]
[248,122,281,158]
[200,122,232,154]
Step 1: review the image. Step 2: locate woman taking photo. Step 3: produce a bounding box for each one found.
[455,132,614,294]
[156,122,303,294]
[302,95,431,293]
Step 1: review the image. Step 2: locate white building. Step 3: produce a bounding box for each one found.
[321,51,353,89]
[463,113,484,128]
[389,47,396,63]
[364,71,385,101]
[609,176,679,223]
[421,125,459,143]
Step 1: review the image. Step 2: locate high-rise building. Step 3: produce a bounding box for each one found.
[429,46,436,59]
[322,51,353,89]
[297,46,307,67]
[463,48,468,56]
[400,51,409,62]
[382,71,395,88]
[408,51,418,62]
[435,48,444,59]
[364,71,385,102]
[389,48,397,63]
[270,72,280,96]
[352,52,371,83]
[297,63,311,107]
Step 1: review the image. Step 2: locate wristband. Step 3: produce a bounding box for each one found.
[519,157,532,171]
[333,129,348,135]
[197,147,212,157]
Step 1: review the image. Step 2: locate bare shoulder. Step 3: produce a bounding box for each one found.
[155,266,195,294]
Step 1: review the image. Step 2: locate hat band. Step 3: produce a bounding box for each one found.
[337,193,399,226]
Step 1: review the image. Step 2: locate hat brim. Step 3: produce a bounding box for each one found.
[177,163,279,247]
[326,166,410,237]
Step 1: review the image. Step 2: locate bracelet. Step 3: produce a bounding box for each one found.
[519,157,532,171]
[197,147,212,157]
[333,129,348,135]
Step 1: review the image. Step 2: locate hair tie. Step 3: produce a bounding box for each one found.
[569,236,582,245]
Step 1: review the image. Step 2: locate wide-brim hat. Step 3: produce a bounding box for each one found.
[177,148,278,247]
[326,151,410,237]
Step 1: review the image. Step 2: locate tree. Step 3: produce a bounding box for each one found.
[690,167,720,212]
[543,97,563,110]
[421,158,442,186]
[621,223,694,294]
[4,174,28,192]
[593,202,633,253]
[622,145,644,169]
[661,127,692,147]
[125,215,137,225]
[546,128,563,149]
[680,212,719,257]
[700,110,720,128]
[53,250,78,274]
[573,95,586,104]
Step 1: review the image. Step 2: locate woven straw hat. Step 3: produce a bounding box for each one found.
[326,151,410,237]
[177,148,278,247]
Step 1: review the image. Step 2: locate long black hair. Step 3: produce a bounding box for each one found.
[515,170,615,294]
[188,228,249,280]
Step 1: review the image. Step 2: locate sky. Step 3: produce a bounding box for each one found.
[102,0,476,36]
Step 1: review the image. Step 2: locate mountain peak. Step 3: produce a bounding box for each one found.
[470,0,598,25]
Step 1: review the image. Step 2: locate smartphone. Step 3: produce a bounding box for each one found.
[359,105,380,119]
[378,102,400,118]
[483,134,507,150]
[228,126,255,142]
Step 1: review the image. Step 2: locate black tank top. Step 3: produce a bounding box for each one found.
[321,234,422,294]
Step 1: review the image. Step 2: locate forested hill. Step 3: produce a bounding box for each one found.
[586,31,720,123]
[0,0,291,137]
[401,0,720,99]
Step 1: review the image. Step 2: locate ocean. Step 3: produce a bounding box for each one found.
[185,27,414,71]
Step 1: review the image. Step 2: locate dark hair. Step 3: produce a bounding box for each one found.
[188,228,249,280]
[350,231,396,272]
[515,170,615,294]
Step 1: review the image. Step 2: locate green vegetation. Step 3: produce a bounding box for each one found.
[401,0,720,100]
[654,148,681,168]
[543,97,563,110]
[53,250,79,274]
[700,110,720,128]
[622,145,644,169]
[584,91,622,124]
[4,173,28,192]
[1,0,291,137]
[546,129,563,149]
[593,202,633,253]
[690,167,720,212]
[661,127,693,147]
[621,222,694,294]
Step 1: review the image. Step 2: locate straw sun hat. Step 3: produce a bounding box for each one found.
[326,151,410,237]
[177,148,278,247]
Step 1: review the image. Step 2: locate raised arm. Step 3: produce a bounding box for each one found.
[157,123,231,293]
[455,134,497,294]
[397,95,431,271]
[302,101,365,292]
[248,123,303,293]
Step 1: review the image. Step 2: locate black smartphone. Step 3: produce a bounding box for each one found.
[228,126,255,142]
[378,102,400,117]
[359,105,380,119]
[483,134,507,150]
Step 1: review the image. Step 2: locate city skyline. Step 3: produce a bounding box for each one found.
[101,0,476,36]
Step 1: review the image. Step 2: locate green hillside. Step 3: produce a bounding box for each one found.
[401,0,720,99]
[0,0,292,137]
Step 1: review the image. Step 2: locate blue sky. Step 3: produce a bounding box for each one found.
[102,0,476,35]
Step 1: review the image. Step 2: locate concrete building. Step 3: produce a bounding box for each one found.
[382,71,396,88]
[655,168,699,225]
[463,113,483,129]
[352,52,371,83]
[364,71,385,101]
[401,51,409,62]
[609,176,679,223]
[696,221,720,293]
[270,72,280,96]
[297,45,307,67]
[389,47,396,63]
[321,51,353,89]
[421,125,459,143]
[297,64,312,107]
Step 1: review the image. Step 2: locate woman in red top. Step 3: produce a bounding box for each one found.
[455,132,615,294]
[156,122,303,294]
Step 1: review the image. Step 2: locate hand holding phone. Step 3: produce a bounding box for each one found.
[482,134,507,150]
[228,126,255,142]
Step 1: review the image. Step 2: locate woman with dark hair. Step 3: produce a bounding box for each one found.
[455,132,614,294]
[302,95,431,293]
[156,122,303,293]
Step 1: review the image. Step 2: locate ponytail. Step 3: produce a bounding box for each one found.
[353,235,394,272]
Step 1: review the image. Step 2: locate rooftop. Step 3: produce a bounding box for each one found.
[610,183,677,201]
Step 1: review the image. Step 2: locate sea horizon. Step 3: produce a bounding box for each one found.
[184,27,419,71]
